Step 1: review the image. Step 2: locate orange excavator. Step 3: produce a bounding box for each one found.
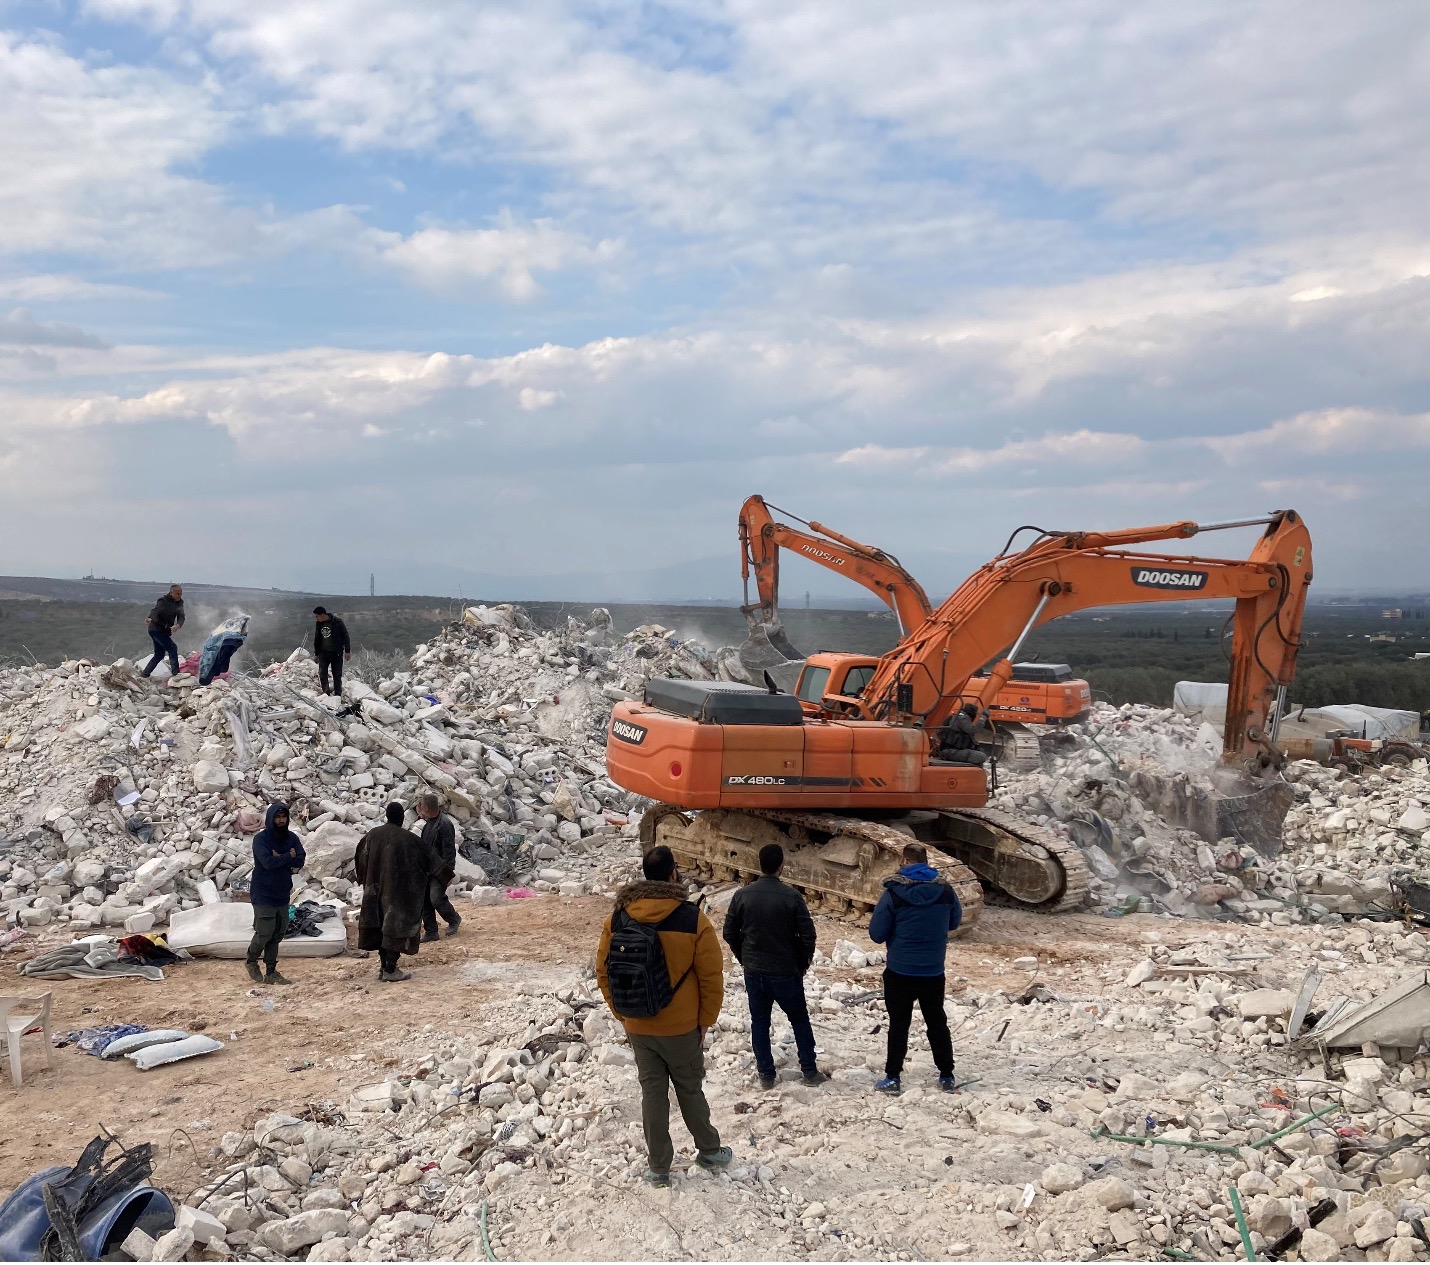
[735,494,1090,766]
[606,504,1312,928]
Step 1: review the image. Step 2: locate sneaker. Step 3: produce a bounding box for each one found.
[645,1169,671,1188]
[758,1073,777,1091]
[939,1075,958,1093]
[264,970,292,986]
[696,1146,733,1170]
[379,969,412,983]
[801,1069,830,1086]
[875,1075,902,1095]
[420,930,440,944]
[244,961,263,984]
[445,919,462,938]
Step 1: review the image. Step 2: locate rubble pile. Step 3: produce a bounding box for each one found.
[1,605,729,937]
[177,910,1430,1262]
[994,702,1430,927]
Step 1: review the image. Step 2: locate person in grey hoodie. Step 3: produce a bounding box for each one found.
[867,842,962,1094]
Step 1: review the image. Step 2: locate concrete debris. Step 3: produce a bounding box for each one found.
[0,606,713,937]
[8,606,1430,1261]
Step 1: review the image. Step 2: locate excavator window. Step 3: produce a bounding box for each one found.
[842,665,876,697]
[796,665,831,705]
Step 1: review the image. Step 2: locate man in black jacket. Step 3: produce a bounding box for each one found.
[722,843,826,1089]
[933,703,988,766]
[141,584,185,678]
[417,792,462,941]
[312,606,351,696]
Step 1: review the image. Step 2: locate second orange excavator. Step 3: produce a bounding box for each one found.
[606,501,1313,929]
[735,494,1091,766]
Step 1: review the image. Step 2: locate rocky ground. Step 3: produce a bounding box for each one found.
[5,604,1430,1262]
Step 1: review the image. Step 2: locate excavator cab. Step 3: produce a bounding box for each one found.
[794,653,881,716]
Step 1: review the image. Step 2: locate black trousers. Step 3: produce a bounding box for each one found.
[247,904,290,971]
[883,969,954,1078]
[379,949,400,973]
[422,875,460,933]
[317,652,344,694]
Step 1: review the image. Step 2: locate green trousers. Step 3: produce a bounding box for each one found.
[627,1029,722,1174]
[247,904,290,970]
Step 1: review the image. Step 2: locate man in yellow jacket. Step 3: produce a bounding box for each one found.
[597,845,731,1187]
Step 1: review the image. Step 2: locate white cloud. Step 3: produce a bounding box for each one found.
[837,430,1146,474]
[1206,409,1430,463]
[370,217,621,300]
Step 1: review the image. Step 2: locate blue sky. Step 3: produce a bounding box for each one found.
[0,0,1427,599]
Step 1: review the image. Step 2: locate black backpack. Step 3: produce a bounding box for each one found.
[605,904,697,1019]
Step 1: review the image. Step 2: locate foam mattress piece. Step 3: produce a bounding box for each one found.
[167,902,345,959]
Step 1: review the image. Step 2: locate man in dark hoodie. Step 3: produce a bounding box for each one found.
[722,843,825,1090]
[355,802,433,982]
[417,792,462,941]
[312,607,351,696]
[141,584,186,679]
[596,846,730,1187]
[246,803,306,985]
[867,842,961,1094]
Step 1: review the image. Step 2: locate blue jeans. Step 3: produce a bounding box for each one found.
[745,970,817,1077]
[143,629,179,676]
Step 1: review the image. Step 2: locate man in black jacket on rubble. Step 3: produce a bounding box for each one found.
[417,792,462,941]
[722,843,827,1090]
[141,584,186,678]
[312,606,351,696]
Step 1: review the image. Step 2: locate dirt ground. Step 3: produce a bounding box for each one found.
[1,895,1154,1206]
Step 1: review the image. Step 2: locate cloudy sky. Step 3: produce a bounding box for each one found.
[1,1,1427,599]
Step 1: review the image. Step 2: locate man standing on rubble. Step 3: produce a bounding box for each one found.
[722,843,827,1090]
[246,803,305,986]
[868,842,961,1095]
[417,792,462,941]
[597,845,731,1187]
[141,583,186,679]
[312,607,351,696]
[355,802,434,982]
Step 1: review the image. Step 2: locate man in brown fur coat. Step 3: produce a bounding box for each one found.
[355,802,433,982]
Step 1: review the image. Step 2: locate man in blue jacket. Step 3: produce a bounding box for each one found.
[867,842,961,1094]
[246,803,306,985]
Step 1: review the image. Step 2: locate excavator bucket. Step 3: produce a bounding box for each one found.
[1129,767,1294,856]
[737,616,805,690]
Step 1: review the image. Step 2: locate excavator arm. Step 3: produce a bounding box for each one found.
[739,494,933,636]
[860,511,1313,773]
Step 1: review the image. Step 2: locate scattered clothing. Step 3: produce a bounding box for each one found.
[355,821,433,958]
[199,615,249,686]
[54,1024,148,1056]
[116,935,182,967]
[20,943,164,982]
[868,863,962,977]
[284,901,338,938]
[420,812,461,937]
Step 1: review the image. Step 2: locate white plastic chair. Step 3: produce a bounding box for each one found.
[2,992,52,1089]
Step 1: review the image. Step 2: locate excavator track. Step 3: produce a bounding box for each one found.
[925,807,1090,914]
[642,805,984,935]
[986,724,1043,772]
